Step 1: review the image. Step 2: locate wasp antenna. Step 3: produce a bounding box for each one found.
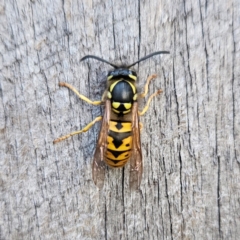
[127,51,170,68]
[80,55,118,68]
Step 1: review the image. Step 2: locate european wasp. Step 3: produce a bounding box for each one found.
[54,51,169,189]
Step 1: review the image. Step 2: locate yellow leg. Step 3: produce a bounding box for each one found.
[139,122,143,131]
[138,89,163,116]
[139,74,157,98]
[59,82,102,105]
[53,116,102,144]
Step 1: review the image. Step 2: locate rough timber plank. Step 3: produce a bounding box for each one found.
[0,0,239,239]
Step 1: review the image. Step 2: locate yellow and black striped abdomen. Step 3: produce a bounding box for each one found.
[104,120,132,168]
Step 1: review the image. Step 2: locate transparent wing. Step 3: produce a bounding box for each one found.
[129,102,143,189]
[92,100,111,189]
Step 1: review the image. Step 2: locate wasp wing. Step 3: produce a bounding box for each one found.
[92,100,111,189]
[129,102,143,189]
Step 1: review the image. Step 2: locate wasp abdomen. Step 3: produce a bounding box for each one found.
[104,120,133,168]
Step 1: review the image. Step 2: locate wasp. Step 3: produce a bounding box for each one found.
[53,51,169,189]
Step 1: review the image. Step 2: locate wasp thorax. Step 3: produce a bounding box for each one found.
[108,80,137,115]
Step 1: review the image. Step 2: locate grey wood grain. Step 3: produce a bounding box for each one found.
[0,0,239,239]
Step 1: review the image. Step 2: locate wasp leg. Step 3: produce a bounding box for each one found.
[139,122,143,131]
[139,74,157,98]
[53,116,102,144]
[138,89,163,116]
[59,82,102,105]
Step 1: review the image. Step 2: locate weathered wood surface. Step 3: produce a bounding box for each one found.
[0,0,239,239]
